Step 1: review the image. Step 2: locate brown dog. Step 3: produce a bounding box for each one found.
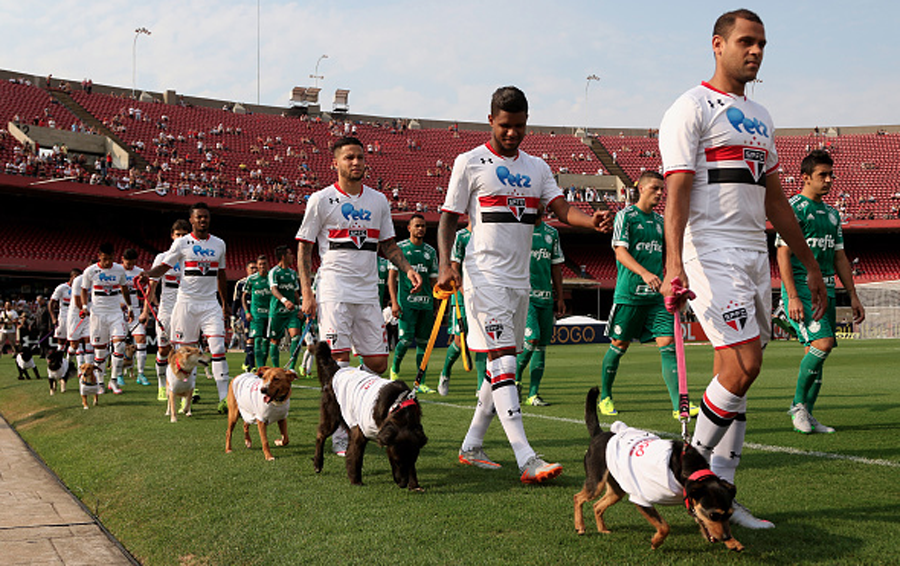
[574,387,743,551]
[166,346,209,422]
[312,342,427,491]
[225,366,296,461]
[78,363,102,409]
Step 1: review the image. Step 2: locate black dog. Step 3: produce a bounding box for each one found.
[15,347,41,380]
[312,342,427,491]
[46,348,70,395]
[574,386,743,551]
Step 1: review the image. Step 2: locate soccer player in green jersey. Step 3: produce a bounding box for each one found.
[776,150,865,434]
[377,256,397,350]
[268,245,303,368]
[600,172,698,419]
[242,255,271,369]
[515,210,565,406]
[389,214,439,391]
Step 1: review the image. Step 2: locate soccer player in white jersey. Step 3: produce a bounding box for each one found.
[145,219,190,401]
[81,243,133,394]
[436,86,612,484]
[67,271,92,368]
[298,136,422,456]
[121,248,149,386]
[139,202,231,413]
[659,9,827,529]
[50,268,79,362]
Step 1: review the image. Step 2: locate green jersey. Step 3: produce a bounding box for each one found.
[775,193,843,297]
[390,239,438,311]
[245,272,272,318]
[612,205,664,306]
[268,265,300,316]
[377,256,390,308]
[528,222,565,305]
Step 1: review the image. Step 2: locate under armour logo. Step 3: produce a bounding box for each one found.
[329,197,340,204]
[507,408,521,417]
[480,157,493,164]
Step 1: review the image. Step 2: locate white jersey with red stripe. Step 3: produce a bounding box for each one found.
[51,282,71,323]
[296,183,395,304]
[160,233,226,302]
[123,266,144,313]
[659,82,779,262]
[81,262,128,313]
[441,143,564,290]
[151,252,181,309]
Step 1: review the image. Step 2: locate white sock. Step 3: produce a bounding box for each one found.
[93,346,108,374]
[489,355,535,468]
[111,341,126,378]
[693,375,745,464]
[462,377,496,452]
[712,412,746,483]
[156,354,168,389]
[135,344,147,375]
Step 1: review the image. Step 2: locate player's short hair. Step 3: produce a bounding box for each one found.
[409,213,425,224]
[332,136,364,155]
[257,254,268,263]
[637,171,664,188]
[123,248,138,261]
[713,8,763,39]
[274,245,290,261]
[99,242,114,256]
[171,219,191,234]
[189,202,210,216]
[70,267,83,277]
[800,149,834,177]
[491,86,528,116]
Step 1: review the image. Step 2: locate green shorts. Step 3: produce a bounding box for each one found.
[781,285,837,346]
[248,317,269,339]
[523,301,555,347]
[606,302,673,343]
[398,307,435,345]
[268,312,301,340]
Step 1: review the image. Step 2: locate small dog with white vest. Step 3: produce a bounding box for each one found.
[78,363,103,409]
[46,348,69,395]
[166,346,210,422]
[225,366,297,461]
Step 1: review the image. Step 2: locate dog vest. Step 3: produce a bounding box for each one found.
[47,357,69,380]
[16,353,36,370]
[166,364,197,396]
[332,367,390,440]
[232,372,290,425]
[605,421,683,507]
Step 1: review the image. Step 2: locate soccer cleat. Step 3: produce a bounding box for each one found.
[416,383,436,394]
[458,447,501,469]
[179,397,187,413]
[332,436,348,458]
[241,363,251,372]
[216,399,228,414]
[788,403,813,434]
[519,455,563,484]
[526,395,550,407]
[389,368,400,381]
[136,373,150,386]
[808,414,836,434]
[672,403,701,420]
[108,381,123,395]
[438,374,450,396]
[298,367,307,379]
[598,396,618,416]
[116,375,125,387]
[730,501,775,529]
[157,387,167,402]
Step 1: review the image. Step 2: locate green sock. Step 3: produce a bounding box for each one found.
[442,341,460,378]
[268,341,280,367]
[516,342,535,383]
[287,336,302,370]
[475,352,487,390]
[392,339,410,373]
[659,344,679,411]
[415,345,426,384]
[802,347,829,411]
[794,347,828,407]
[254,337,268,368]
[528,347,546,398]
[600,344,626,400]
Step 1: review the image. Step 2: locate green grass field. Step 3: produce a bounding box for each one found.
[1,340,898,565]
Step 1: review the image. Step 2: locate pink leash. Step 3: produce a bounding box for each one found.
[665,277,696,440]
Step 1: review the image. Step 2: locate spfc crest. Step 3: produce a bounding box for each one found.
[349,224,367,249]
[485,319,504,342]
[507,196,527,221]
[743,148,766,183]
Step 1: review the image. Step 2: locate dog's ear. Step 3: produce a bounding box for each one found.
[720,478,737,499]
[285,370,299,382]
[256,366,271,377]
[376,421,397,447]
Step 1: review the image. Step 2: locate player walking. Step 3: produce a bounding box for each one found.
[660,9,826,528]
[388,214,439,391]
[515,208,565,407]
[436,86,611,483]
[138,202,232,412]
[67,271,92,368]
[243,255,272,369]
[122,249,150,385]
[777,150,865,434]
[50,268,80,364]
[267,245,303,368]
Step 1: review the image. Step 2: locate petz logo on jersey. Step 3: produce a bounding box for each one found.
[98,273,117,283]
[726,107,770,138]
[348,222,368,249]
[484,318,504,342]
[341,203,372,222]
[192,245,216,258]
[743,148,766,182]
[495,166,531,188]
[722,300,748,331]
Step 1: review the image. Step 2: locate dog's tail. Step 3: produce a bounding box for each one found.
[585,386,603,437]
[314,341,340,387]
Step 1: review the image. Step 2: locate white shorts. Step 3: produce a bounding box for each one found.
[317,302,387,358]
[90,310,127,346]
[170,299,225,345]
[684,248,771,350]
[130,308,146,337]
[68,312,90,341]
[463,282,528,354]
[54,321,68,341]
[156,303,174,348]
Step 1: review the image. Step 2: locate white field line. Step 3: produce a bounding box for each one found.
[292,384,900,469]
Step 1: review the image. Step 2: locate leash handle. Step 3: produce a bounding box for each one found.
[413,288,450,394]
[667,277,696,437]
[453,290,471,372]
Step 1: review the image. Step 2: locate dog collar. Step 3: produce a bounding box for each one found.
[389,391,417,414]
[683,469,717,512]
